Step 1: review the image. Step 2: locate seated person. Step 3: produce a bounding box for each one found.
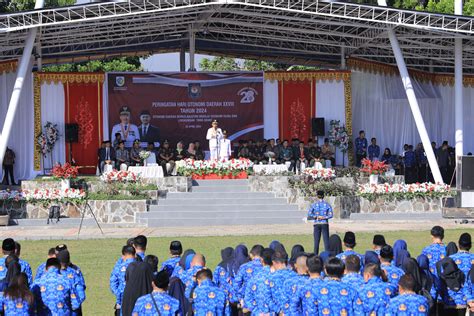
[98,140,115,173]
[186,142,197,160]
[175,141,186,162]
[278,140,295,171]
[115,141,130,170]
[253,140,267,164]
[145,142,158,165]
[296,141,309,172]
[129,139,142,166]
[321,138,335,167]
[159,140,175,177]
[308,139,323,167]
[112,132,122,150]
[194,141,205,160]
[265,138,279,164]
[381,148,402,175]
[238,140,251,159]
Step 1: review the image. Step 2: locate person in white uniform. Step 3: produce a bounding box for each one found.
[219,130,232,161]
[111,106,140,148]
[206,120,223,160]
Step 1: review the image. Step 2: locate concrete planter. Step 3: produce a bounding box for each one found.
[359,197,442,213]
[157,176,192,193]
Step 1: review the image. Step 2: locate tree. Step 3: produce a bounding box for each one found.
[199,57,240,71]
[1,0,76,13]
[43,57,143,72]
[199,57,317,72]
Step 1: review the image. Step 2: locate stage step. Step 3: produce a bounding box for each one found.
[149,204,297,212]
[158,197,288,206]
[192,179,249,186]
[350,212,443,221]
[139,216,305,227]
[166,192,274,199]
[191,185,250,193]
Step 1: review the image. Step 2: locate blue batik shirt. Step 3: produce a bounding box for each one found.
[282,273,309,315]
[184,265,205,299]
[404,150,416,167]
[368,144,380,161]
[0,257,33,286]
[233,258,262,302]
[385,293,429,316]
[292,277,325,315]
[213,265,237,303]
[381,263,405,296]
[60,266,86,306]
[422,243,446,276]
[358,276,392,315]
[31,267,80,316]
[171,265,186,281]
[243,266,274,315]
[355,137,368,155]
[337,250,365,273]
[269,268,296,313]
[192,279,229,316]
[307,200,333,224]
[132,291,181,316]
[36,262,47,281]
[0,292,33,316]
[160,256,180,276]
[342,273,365,289]
[310,278,363,315]
[109,257,135,306]
[450,251,474,278]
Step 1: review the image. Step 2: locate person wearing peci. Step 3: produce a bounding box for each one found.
[115,141,130,170]
[159,140,175,177]
[111,106,139,148]
[368,137,380,161]
[206,120,223,161]
[98,140,116,173]
[218,131,232,161]
[130,139,142,167]
[306,190,333,255]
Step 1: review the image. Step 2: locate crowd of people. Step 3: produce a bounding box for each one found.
[104,227,474,316]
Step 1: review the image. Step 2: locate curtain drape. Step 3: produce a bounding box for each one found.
[263,80,279,139]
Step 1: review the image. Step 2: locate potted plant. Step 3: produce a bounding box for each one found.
[52,163,79,190]
[360,159,389,185]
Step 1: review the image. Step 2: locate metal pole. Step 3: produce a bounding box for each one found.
[189,28,196,71]
[36,32,42,71]
[180,44,186,72]
[454,0,463,189]
[387,29,443,184]
[0,0,44,166]
[341,46,346,69]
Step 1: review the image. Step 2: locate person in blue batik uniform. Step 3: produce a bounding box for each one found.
[380,245,405,295]
[213,247,236,304]
[233,245,263,304]
[355,130,368,167]
[368,137,381,161]
[110,245,136,314]
[372,234,386,256]
[35,248,56,282]
[160,241,182,276]
[0,239,23,282]
[306,190,333,255]
[421,226,446,302]
[403,145,417,184]
[283,253,309,315]
[386,274,429,316]
[437,257,470,315]
[269,250,295,314]
[57,250,85,316]
[337,232,364,266]
[31,258,80,316]
[358,263,392,315]
[145,255,159,277]
[13,242,33,286]
[133,235,147,261]
[309,257,363,315]
[243,248,275,315]
[191,268,228,316]
[450,233,474,279]
[292,254,325,315]
[342,255,365,289]
[183,254,206,299]
[171,249,195,282]
[0,273,34,316]
[132,270,181,316]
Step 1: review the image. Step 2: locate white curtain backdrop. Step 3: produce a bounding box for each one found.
[263,80,279,139]
[40,82,66,168]
[102,77,109,141]
[0,65,37,181]
[352,70,474,156]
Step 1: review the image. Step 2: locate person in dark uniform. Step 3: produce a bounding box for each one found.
[355,130,368,167]
[159,140,175,177]
[194,141,205,161]
[416,143,428,183]
[2,147,16,185]
[404,145,417,184]
[306,190,333,255]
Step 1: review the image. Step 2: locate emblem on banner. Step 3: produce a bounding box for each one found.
[115,76,125,87]
[238,87,258,104]
[188,83,202,98]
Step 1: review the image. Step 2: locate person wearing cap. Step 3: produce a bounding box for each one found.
[380,245,405,295]
[159,140,175,177]
[450,233,473,279]
[132,270,180,316]
[138,110,160,146]
[372,234,386,255]
[111,106,139,148]
[115,140,130,170]
[31,258,80,315]
[306,190,333,255]
[337,232,364,266]
[160,241,183,277]
[0,238,16,281]
[110,245,136,315]
[206,120,223,160]
[191,268,228,316]
[219,130,232,161]
[57,250,86,315]
[98,140,116,173]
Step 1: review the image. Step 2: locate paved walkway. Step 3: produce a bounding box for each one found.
[0,219,467,240]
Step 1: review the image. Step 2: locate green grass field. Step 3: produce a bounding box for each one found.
[18,229,472,315]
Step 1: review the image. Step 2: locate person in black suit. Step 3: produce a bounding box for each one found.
[296,141,309,173]
[98,140,116,173]
[138,110,160,145]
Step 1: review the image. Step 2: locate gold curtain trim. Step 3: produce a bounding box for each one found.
[344,78,354,166]
[264,71,351,82]
[0,60,17,74]
[33,74,42,170]
[347,58,474,87]
[35,72,105,85]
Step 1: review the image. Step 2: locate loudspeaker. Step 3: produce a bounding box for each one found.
[462,156,474,191]
[65,123,79,143]
[312,118,325,136]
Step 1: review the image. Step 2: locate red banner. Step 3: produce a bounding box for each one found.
[65,82,103,174]
[107,72,263,149]
[278,80,315,142]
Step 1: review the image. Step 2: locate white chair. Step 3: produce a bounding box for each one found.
[146,153,157,165]
[314,162,323,169]
[119,163,128,171]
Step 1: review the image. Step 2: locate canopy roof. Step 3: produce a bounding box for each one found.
[0,0,472,73]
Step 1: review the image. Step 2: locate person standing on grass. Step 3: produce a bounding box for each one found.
[160,241,182,277]
[0,273,34,315]
[110,245,136,316]
[35,248,56,281]
[133,235,147,261]
[306,190,333,255]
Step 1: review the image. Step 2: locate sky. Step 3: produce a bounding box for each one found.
[140,53,212,72]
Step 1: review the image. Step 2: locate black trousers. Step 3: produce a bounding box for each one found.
[2,165,14,185]
[313,224,329,255]
[356,153,366,167]
[443,308,467,316]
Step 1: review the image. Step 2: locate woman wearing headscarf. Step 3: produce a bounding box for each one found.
[403,257,434,311]
[121,261,153,316]
[417,254,435,298]
[319,234,343,262]
[446,242,458,256]
[186,142,197,159]
[231,245,249,277]
[364,251,380,266]
[168,249,195,316]
[171,249,195,281]
[393,240,411,268]
[214,247,235,289]
[269,240,287,255]
[289,245,305,269]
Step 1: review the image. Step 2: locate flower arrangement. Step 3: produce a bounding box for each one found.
[0,190,24,202]
[51,163,79,179]
[23,188,86,207]
[37,122,59,157]
[302,167,335,180]
[139,151,151,161]
[328,120,349,153]
[289,176,354,197]
[360,158,389,175]
[100,170,140,183]
[357,182,453,201]
[176,158,253,178]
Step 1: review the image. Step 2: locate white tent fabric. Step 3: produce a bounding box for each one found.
[0,68,36,181]
[352,70,474,156]
[263,79,279,139]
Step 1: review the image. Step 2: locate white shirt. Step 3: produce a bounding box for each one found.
[219,139,232,160]
[206,127,223,147]
[111,123,140,148]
